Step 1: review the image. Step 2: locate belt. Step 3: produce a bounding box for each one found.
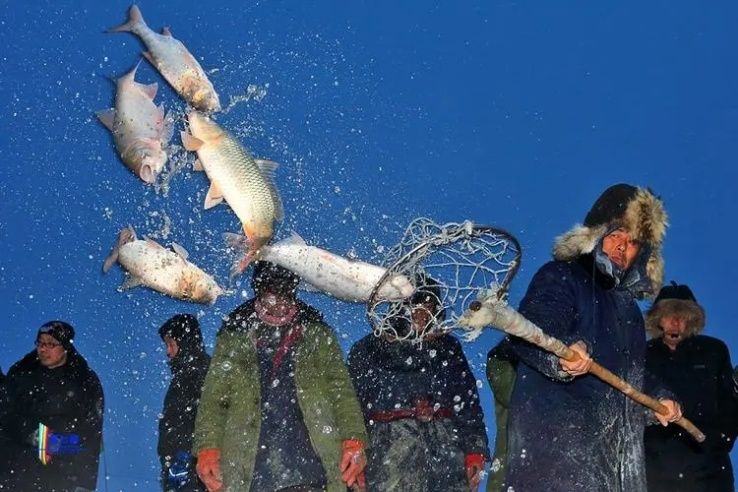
[368,400,454,423]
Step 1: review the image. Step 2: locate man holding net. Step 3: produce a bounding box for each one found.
[349,277,489,492]
[501,184,681,491]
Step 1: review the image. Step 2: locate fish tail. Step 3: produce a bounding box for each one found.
[107,4,146,33]
[103,226,136,273]
[229,250,258,279]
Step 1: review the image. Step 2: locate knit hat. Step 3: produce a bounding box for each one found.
[645,281,705,338]
[37,321,75,350]
[251,261,300,296]
[159,313,201,342]
[553,183,668,299]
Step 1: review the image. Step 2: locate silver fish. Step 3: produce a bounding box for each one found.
[97,61,170,184]
[109,5,221,112]
[103,226,223,304]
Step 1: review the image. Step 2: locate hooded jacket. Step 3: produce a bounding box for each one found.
[644,284,738,492]
[158,315,211,491]
[192,300,367,492]
[3,348,104,492]
[505,184,669,492]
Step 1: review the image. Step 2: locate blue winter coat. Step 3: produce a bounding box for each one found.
[505,256,668,492]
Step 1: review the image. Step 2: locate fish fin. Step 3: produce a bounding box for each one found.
[119,275,143,291]
[204,182,224,209]
[277,231,307,247]
[230,250,258,279]
[139,82,158,100]
[171,242,189,260]
[254,159,279,178]
[96,109,116,131]
[142,50,156,66]
[144,237,166,250]
[103,226,136,273]
[223,232,248,251]
[161,26,173,37]
[107,4,145,33]
[181,131,204,151]
[254,160,284,221]
[193,158,204,171]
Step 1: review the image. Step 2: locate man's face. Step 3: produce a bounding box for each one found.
[259,289,296,316]
[163,335,179,360]
[36,334,67,369]
[602,228,641,270]
[411,303,436,333]
[660,315,688,348]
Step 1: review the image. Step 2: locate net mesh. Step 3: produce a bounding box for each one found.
[368,217,522,342]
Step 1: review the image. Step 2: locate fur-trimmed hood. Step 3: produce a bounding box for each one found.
[645,298,705,339]
[552,185,668,299]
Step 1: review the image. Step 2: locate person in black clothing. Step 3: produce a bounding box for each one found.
[158,314,210,492]
[3,321,104,492]
[348,278,489,492]
[644,282,738,492]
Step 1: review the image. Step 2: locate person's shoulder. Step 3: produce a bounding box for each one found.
[8,351,39,376]
[691,334,729,352]
[219,299,258,334]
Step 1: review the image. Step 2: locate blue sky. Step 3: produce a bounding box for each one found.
[1,1,737,490]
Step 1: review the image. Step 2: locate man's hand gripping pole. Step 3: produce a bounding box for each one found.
[459,291,705,443]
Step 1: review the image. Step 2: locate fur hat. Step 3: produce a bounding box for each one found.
[251,261,299,296]
[37,320,75,350]
[552,183,668,298]
[645,281,705,338]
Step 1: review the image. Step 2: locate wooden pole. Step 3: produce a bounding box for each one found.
[462,298,705,443]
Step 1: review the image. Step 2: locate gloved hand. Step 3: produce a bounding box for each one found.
[465,453,485,492]
[340,439,367,489]
[196,448,223,492]
[166,451,193,489]
[37,423,83,465]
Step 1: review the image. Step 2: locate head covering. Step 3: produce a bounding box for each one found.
[158,314,204,354]
[645,281,705,338]
[251,261,300,297]
[552,183,668,299]
[409,275,446,321]
[37,321,75,351]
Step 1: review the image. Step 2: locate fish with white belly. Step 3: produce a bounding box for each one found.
[97,61,171,184]
[103,226,223,304]
[226,232,415,302]
[109,5,221,112]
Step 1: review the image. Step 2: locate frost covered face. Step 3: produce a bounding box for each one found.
[36,334,68,369]
[660,315,688,350]
[602,227,641,270]
[258,289,296,317]
[411,303,437,333]
[163,335,179,360]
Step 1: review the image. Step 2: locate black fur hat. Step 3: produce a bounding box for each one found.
[37,321,75,350]
[645,281,705,338]
[251,261,300,296]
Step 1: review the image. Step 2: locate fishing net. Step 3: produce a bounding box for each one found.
[367,217,522,343]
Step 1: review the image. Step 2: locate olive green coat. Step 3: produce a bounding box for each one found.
[193,319,368,492]
[486,341,517,492]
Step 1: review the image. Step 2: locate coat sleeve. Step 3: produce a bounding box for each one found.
[314,323,368,444]
[72,370,104,490]
[446,337,490,457]
[346,340,373,429]
[714,341,738,451]
[511,262,579,381]
[192,332,239,454]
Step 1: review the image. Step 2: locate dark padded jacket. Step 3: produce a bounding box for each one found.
[645,335,738,492]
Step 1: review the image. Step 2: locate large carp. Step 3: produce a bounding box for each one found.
[227,232,415,302]
[97,61,170,184]
[109,5,221,113]
[103,226,223,304]
[182,112,283,274]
